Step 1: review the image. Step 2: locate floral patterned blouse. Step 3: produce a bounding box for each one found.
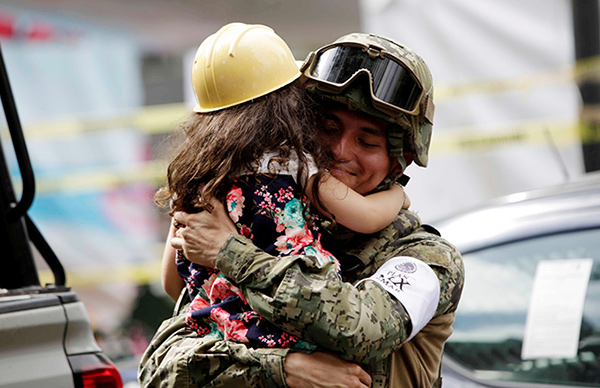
[176,153,338,349]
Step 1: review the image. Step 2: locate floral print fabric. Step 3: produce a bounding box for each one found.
[177,173,338,349]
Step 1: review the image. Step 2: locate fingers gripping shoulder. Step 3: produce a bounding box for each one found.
[356,256,440,341]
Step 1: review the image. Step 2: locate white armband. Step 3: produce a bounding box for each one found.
[356,256,440,341]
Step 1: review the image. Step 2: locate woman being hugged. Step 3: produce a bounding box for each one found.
[156,23,408,353]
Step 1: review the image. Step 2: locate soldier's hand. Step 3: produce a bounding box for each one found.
[285,352,371,388]
[170,198,237,268]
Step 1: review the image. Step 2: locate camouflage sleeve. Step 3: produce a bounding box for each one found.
[345,216,464,319]
[390,230,465,318]
[138,291,293,388]
[216,234,413,364]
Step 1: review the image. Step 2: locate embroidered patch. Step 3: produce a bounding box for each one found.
[395,261,417,274]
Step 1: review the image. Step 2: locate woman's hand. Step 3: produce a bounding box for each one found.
[170,197,237,268]
[161,223,185,301]
[285,352,371,388]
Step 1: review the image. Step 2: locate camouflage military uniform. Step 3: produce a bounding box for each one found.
[139,209,464,388]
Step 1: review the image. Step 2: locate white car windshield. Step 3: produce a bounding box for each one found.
[446,228,600,386]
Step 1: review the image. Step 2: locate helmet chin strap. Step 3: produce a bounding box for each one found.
[396,174,411,186]
[388,150,412,187]
[389,166,411,187]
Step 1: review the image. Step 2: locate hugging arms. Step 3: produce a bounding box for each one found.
[139,24,464,388]
[142,194,463,387]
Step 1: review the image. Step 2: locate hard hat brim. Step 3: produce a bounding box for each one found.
[194,62,302,113]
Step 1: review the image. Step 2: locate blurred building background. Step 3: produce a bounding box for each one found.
[0,0,598,383]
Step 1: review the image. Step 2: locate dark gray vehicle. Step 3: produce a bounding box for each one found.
[438,173,600,387]
[0,46,122,388]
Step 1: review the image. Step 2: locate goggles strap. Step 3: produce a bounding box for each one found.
[422,93,435,124]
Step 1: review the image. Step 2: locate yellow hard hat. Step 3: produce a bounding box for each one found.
[192,23,301,112]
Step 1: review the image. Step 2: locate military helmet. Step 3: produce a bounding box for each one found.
[301,33,435,169]
[192,23,301,112]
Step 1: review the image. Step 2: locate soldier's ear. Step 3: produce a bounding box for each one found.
[403,152,414,167]
[390,161,403,176]
[389,152,412,176]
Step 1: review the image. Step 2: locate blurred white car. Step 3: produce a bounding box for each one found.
[437,173,600,387]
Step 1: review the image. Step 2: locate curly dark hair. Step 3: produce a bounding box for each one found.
[155,80,332,215]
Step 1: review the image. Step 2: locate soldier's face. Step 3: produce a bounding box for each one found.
[321,109,401,195]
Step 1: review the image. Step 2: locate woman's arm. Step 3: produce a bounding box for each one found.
[161,222,185,301]
[307,173,407,234]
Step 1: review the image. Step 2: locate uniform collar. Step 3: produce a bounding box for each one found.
[323,210,422,277]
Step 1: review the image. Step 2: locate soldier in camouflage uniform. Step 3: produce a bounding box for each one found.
[139,32,464,388]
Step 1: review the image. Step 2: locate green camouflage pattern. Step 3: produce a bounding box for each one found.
[138,294,293,388]
[343,212,464,319]
[216,237,411,364]
[304,32,434,168]
[138,210,464,387]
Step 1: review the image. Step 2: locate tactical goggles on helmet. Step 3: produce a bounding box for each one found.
[301,42,434,124]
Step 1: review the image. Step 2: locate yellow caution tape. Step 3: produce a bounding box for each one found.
[38,252,164,288]
[1,103,189,139]
[436,55,600,99]
[16,58,600,289]
[9,119,579,195]
[1,55,599,140]
[1,56,597,197]
[37,160,167,194]
[436,67,573,99]
[12,159,168,195]
[430,119,578,154]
